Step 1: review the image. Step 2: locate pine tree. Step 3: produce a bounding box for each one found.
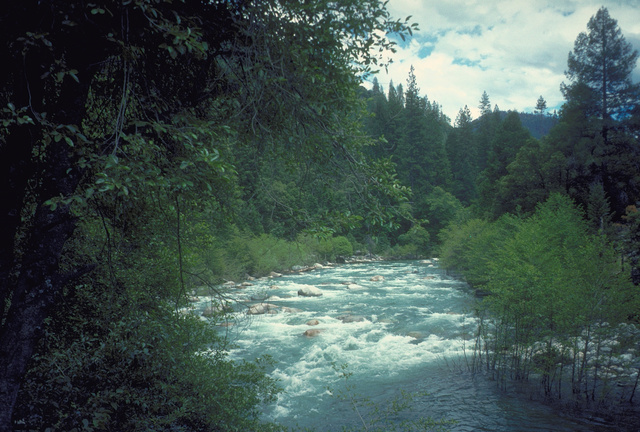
[479,91,492,116]
[446,106,477,204]
[476,93,499,173]
[534,96,547,116]
[477,111,532,218]
[557,7,640,218]
[562,7,639,128]
[395,66,450,194]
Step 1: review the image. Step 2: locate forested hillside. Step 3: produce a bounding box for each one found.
[1,1,639,431]
[358,6,640,424]
[431,7,639,423]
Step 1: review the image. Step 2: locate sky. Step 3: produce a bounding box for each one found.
[365,0,640,123]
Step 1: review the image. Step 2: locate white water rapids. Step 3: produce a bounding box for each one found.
[195,260,621,431]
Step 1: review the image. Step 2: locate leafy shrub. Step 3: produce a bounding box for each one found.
[16,285,283,432]
[332,236,354,258]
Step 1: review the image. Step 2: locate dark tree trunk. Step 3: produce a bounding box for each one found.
[0,40,94,432]
[0,200,77,431]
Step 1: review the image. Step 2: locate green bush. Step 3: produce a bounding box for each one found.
[438,215,517,287]
[332,235,354,258]
[15,281,283,432]
[307,234,355,262]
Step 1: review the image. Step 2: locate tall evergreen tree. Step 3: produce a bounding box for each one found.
[477,111,532,218]
[365,77,392,157]
[534,95,547,115]
[557,7,640,218]
[534,95,548,137]
[562,7,639,135]
[391,67,451,199]
[446,106,477,204]
[476,92,499,173]
[478,90,492,116]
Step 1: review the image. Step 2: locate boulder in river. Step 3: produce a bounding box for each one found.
[370,275,384,282]
[303,329,324,337]
[336,314,366,323]
[202,301,232,317]
[306,319,320,326]
[297,285,323,297]
[269,271,283,278]
[247,303,279,315]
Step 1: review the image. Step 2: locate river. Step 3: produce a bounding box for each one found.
[203,260,622,431]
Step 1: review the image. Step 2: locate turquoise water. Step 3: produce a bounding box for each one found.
[203,260,619,431]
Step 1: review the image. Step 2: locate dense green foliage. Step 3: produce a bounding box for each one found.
[0,0,416,430]
[431,7,640,421]
[440,195,639,407]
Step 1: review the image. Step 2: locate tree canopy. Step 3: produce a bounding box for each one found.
[562,6,639,123]
[0,1,416,429]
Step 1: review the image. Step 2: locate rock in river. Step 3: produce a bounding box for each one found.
[336,314,366,323]
[303,329,324,337]
[247,303,279,315]
[297,285,323,297]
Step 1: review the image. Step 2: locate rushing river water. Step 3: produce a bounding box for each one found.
[203,260,622,431]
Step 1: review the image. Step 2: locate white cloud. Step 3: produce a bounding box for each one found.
[365,0,640,122]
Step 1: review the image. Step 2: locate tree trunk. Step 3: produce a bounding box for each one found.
[0,54,92,432]
[0,200,77,431]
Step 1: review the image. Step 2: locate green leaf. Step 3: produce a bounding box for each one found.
[68,69,79,83]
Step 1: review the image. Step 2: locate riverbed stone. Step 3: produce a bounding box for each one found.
[303,329,324,337]
[202,301,232,317]
[247,303,279,315]
[337,314,366,323]
[297,285,323,297]
[370,275,384,281]
[306,319,320,326]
